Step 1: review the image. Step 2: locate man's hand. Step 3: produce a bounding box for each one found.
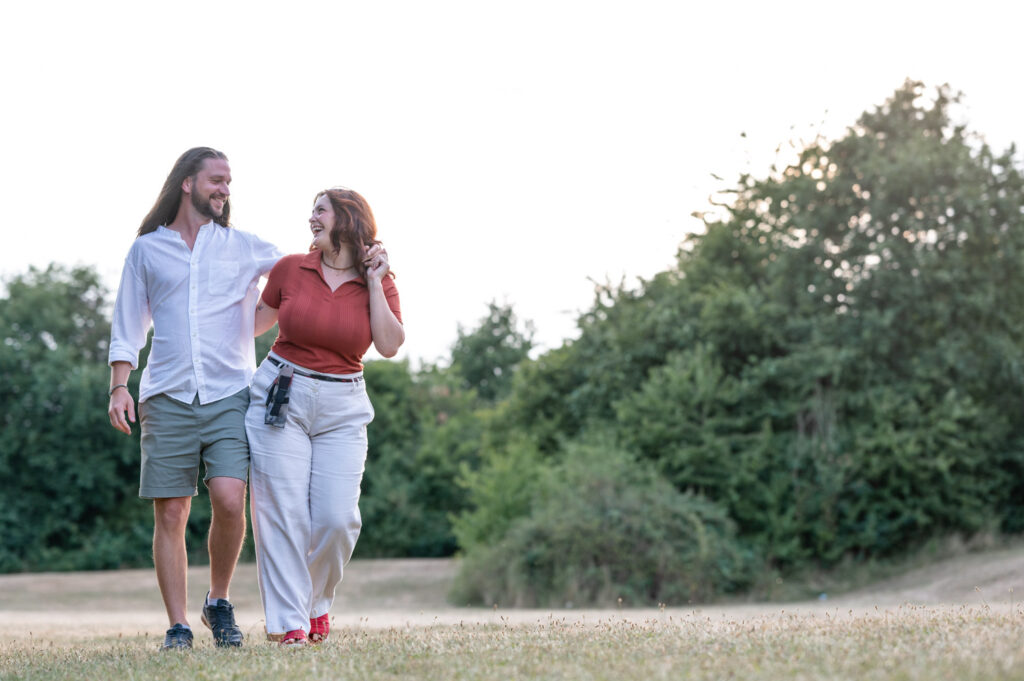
[108,387,136,434]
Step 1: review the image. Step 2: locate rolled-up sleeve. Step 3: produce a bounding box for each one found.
[108,249,152,369]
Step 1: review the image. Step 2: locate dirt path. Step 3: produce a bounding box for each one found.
[2,550,1022,644]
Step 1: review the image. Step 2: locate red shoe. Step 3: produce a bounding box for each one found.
[309,613,329,644]
[280,629,307,647]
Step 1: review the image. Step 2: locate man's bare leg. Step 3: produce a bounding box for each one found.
[153,497,192,626]
[207,476,247,599]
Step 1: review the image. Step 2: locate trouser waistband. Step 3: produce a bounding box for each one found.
[267,356,364,383]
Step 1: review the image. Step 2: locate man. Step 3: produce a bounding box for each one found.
[107,147,281,650]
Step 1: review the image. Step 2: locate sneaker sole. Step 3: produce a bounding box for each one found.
[160,643,193,651]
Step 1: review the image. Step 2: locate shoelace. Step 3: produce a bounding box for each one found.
[207,601,235,626]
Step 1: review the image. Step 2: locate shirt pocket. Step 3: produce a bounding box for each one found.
[208,260,240,296]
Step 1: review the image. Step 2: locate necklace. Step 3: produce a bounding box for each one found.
[321,254,356,271]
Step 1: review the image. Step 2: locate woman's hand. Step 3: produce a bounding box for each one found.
[363,243,390,282]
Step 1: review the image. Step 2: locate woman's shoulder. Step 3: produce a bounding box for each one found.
[271,252,316,274]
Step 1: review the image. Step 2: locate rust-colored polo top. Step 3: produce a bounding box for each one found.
[261,251,402,374]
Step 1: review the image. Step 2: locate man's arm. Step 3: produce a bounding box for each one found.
[248,231,285,277]
[108,361,135,434]
[107,247,151,434]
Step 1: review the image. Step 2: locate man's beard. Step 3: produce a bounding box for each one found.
[192,190,224,219]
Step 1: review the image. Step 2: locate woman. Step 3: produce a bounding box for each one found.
[246,187,404,646]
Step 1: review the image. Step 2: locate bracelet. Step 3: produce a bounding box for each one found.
[108,384,129,397]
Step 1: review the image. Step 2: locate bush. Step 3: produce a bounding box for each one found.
[450,440,752,607]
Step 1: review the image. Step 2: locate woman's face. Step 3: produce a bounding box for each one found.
[309,194,335,252]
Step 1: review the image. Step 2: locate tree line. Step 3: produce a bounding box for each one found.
[2,81,1022,607]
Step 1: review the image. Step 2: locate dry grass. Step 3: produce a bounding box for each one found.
[2,553,1024,680]
[3,605,1024,680]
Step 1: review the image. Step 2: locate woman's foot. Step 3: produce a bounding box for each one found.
[309,613,329,644]
[280,629,307,647]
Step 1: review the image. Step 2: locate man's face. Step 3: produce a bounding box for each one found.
[188,158,232,219]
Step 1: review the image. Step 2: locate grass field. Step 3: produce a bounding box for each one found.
[2,552,1024,680]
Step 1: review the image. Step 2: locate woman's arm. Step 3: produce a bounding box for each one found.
[368,279,405,357]
[365,245,404,357]
[255,299,279,337]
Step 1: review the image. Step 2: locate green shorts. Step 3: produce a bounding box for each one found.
[138,389,250,499]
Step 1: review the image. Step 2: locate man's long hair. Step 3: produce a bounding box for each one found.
[317,188,383,280]
[138,147,230,237]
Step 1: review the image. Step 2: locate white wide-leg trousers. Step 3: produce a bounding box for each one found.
[245,355,374,638]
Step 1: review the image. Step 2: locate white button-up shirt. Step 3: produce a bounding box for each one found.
[108,222,283,405]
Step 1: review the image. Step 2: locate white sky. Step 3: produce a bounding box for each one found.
[1,1,1020,366]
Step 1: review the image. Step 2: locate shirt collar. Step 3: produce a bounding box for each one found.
[299,251,322,271]
[156,221,216,236]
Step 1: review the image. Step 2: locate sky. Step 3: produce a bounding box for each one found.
[1,1,1020,366]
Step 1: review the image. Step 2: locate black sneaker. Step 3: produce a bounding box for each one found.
[201,592,244,647]
[161,623,194,650]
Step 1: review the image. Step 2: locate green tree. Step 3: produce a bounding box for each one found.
[358,358,490,558]
[450,301,534,402]
[454,80,1024,597]
[0,265,149,571]
[355,303,537,558]
[357,360,471,557]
